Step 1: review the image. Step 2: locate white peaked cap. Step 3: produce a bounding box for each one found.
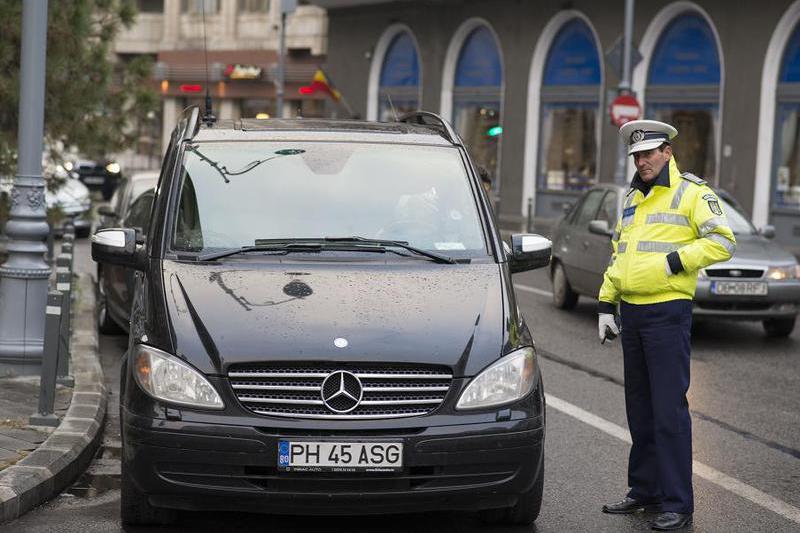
[619,120,678,155]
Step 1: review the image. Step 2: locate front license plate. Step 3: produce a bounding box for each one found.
[277,441,403,472]
[82,176,104,184]
[710,281,768,296]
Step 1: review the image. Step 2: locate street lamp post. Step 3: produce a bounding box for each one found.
[0,0,51,375]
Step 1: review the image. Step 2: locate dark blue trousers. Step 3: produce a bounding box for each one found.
[620,299,693,514]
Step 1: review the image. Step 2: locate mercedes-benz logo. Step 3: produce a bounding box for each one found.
[320,371,363,413]
[631,130,645,143]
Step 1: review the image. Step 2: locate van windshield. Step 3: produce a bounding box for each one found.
[170,141,488,259]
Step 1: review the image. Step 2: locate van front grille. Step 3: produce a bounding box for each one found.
[228,363,453,420]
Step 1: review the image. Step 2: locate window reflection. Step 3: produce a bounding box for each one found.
[453,102,500,185]
[648,105,717,179]
[378,98,418,122]
[539,104,596,191]
[776,105,800,210]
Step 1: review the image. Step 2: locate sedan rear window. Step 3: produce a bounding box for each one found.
[171,141,488,258]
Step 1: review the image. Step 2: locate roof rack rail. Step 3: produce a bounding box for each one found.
[398,111,460,145]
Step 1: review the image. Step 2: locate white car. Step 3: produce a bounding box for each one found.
[1,163,92,238]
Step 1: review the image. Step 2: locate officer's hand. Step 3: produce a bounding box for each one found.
[598,313,620,343]
[665,257,673,276]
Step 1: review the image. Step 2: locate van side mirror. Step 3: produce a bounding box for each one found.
[509,234,552,273]
[588,219,613,238]
[759,225,776,239]
[91,228,146,271]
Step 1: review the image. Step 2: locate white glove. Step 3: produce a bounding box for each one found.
[665,257,673,275]
[598,313,620,343]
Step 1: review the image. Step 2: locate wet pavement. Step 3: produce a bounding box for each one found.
[0,376,70,471]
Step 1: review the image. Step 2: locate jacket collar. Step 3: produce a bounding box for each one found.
[630,159,672,195]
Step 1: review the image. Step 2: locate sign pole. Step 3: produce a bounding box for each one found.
[275,0,297,118]
[614,0,637,185]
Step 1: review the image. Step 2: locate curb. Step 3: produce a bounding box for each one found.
[0,272,107,524]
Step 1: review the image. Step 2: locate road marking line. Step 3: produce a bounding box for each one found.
[546,393,800,525]
[514,284,552,298]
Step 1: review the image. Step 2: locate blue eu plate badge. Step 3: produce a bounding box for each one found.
[278,441,291,468]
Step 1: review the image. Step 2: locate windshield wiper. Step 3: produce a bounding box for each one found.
[186,237,457,264]
[189,242,324,262]
[322,236,456,264]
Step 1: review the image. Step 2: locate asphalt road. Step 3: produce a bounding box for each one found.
[3,241,799,532]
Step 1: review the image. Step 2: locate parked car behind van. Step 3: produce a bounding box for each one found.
[92,109,552,526]
[550,185,800,337]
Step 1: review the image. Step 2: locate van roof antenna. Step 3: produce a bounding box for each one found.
[386,93,399,122]
[201,1,216,126]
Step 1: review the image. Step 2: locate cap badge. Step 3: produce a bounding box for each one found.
[631,130,646,143]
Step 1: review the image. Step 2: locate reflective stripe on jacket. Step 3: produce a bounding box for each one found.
[598,158,736,306]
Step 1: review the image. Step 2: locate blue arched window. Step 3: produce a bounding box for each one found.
[452,25,503,191]
[537,18,602,213]
[543,19,601,86]
[378,32,420,121]
[646,13,720,180]
[773,25,800,214]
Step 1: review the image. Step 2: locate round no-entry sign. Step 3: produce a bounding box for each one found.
[610,94,641,127]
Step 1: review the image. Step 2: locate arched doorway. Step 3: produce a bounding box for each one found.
[769,21,800,245]
[443,22,504,193]
[534,17,602,219]
[368,27,421,122]
[645,12,721,182]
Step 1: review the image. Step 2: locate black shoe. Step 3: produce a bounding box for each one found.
[651,512,692,530]
[602,496,660,514]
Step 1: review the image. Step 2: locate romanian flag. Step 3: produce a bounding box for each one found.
[299,69,342,102]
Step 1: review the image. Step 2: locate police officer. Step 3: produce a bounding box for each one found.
[598,120,736,531]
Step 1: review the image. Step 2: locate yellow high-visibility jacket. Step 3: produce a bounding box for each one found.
[598,158,736,307]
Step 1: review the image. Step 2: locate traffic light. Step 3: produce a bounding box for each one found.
[487,126,503,137]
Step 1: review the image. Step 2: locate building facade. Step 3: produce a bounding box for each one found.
[314,0,800,254]
[114,0,329,166]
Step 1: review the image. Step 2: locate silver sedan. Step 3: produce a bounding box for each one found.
[549,185,800,337]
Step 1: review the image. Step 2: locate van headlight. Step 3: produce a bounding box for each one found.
[456,347,536,410]
[133,345,224,409]
[105,162,121,174]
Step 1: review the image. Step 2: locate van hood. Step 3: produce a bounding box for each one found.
[162,259,506,377]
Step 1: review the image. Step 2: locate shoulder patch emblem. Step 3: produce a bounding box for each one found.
[703,193,723,215]
[680,172,707,185]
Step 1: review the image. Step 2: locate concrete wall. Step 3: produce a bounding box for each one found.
[323,0,797,233]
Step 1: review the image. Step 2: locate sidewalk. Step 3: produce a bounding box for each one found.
[0,264,106,524]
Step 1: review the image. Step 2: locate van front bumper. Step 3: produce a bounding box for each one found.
[122,408,544,516]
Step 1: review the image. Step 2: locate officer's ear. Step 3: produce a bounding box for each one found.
[661,143,673,158]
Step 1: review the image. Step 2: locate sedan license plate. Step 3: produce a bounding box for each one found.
[710,281,768,296]
[82,176,105,185]
[278,441,403,472]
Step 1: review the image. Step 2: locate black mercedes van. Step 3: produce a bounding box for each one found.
[92,108,551,526]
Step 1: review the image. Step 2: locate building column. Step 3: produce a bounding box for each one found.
[162,0,181,47]
[219,99,236,120]
[221,0,237,47]
[162,97,179,155]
